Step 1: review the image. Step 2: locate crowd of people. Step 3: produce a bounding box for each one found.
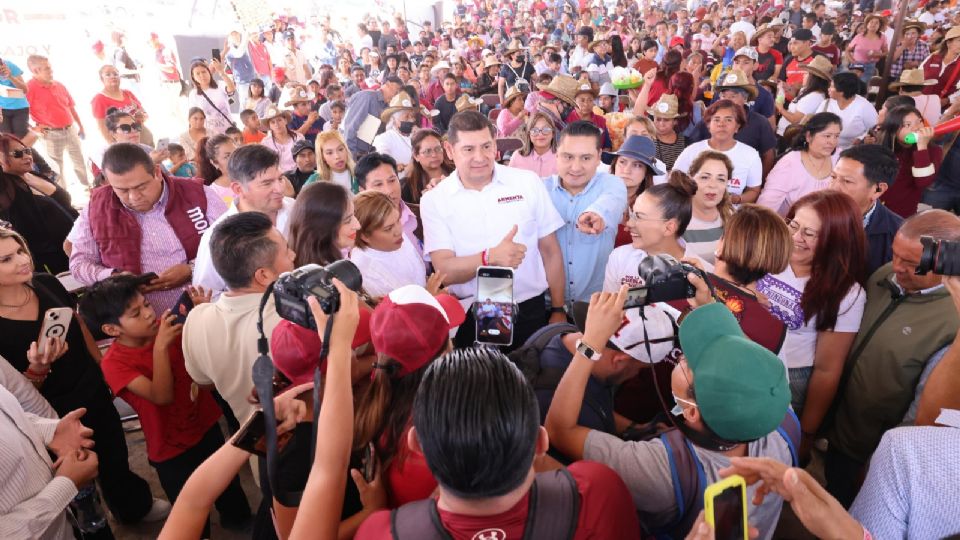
[2,0,960,538]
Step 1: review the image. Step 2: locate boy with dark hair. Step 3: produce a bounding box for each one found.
[356,345,641,539]
[225,125,243,147]
[162,143,197,177]
[240,108,265,144]
[433,72,460,133]
[79,276,251,534]
[323,100,346,133]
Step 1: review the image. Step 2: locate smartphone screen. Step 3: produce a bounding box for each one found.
[624,286,648,309]
[212,48,221,62]
[475,266,514,346]
[712,484,746,540]
[170,290,194,325]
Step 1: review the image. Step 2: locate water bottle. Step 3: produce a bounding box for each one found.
[69,485,107,533]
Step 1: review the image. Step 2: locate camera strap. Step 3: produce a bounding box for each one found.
[252,284,333,507]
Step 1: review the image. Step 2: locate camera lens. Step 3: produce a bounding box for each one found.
[325,259,363,292]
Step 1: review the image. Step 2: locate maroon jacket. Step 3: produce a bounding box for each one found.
[88,173,210,273]
[880,145,942,218]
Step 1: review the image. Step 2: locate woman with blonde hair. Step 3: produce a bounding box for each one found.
[508,111,558,178]
[303,130,358,193]
[349,191,427,297]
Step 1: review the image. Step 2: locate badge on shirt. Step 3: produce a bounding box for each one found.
[497,194,524,204]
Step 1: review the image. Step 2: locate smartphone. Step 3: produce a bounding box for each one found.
[361,441,377,482]
[37,307,73,355]
[704,475,749,540]
[156,137,170,152]
[475,266,514,346]
[132,272,158,288]
[170,290,195,325]
[211,48,222,62]
[231,409,296,457]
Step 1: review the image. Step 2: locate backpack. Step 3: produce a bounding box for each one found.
[507,322,580,392]
[652,410,802,539]
[390,468,581,540]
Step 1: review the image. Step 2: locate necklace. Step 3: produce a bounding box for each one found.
[801,152,831,179]
[0,286,32,309]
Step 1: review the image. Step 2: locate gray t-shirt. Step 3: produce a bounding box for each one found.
[584,429,793,540]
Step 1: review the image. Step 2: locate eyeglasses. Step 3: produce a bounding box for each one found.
[419,146,443,156]
[671,393,698,416]
[115,123,143,133]
[529,127,554,136]
[785,217,819,241]
[6,149,29,159]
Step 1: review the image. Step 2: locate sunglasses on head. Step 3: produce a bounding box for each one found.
[115,122,142,133]
[6,149,29,159]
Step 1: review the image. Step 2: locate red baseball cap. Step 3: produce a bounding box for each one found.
[271,308,373,385]
[370,285,466,377]
[670,36,686,47]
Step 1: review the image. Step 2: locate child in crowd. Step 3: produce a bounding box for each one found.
[78,276,251,534]
[240,108,265,144]
[323,100,346,134]
[225,126,244,147]
[162,143,197,177]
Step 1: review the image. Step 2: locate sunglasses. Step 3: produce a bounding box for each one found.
[115,122,143,133]
[6,149,30,159]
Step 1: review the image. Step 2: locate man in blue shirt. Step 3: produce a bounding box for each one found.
[545,121,627,304]
[0,58,32,143]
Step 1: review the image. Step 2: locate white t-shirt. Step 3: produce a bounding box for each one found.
[349,236,426,298]
[776,92,827,135]
[825,96,879,150]
[757,264,866,370]
[188,86,235,135]
[373,129,413,166]
[602,243,713,292]
[420,164,564,307]
[672,140,763,197]
[330,169,353,192]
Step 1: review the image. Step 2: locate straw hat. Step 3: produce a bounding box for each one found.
[503,85,527,108]
[537,74,580,107]
[467,35,484,48]
[504,39,526,57]
[864,13,887,30]
[455,94,483,112]
[588,37,609,51]
[574,82,598,98]
[430,61,451,75]
[482,56,502,70]
[752,24,777,43]
[380,94,419,124]
[260,104,292,129]
[715,69,758,100]
[901,20,925,34]
[799,55,834,81]
[888,68,938,89]
[945,26,960,42]
[283,86,312,107]
[649,93,684,119]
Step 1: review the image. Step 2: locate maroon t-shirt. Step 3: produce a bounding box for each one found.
[101,339,222,463]
[356,461,642,539]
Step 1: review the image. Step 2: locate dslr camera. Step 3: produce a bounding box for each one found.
[624,254,706,308]
[273,260,363,330]
[916,236,960,276]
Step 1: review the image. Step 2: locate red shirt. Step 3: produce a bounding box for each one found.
[784,54,815,86]
[90,90,144,120]
[26,79,75,128]
[383,427,437,508]
[812,44,841,66]
[356,461,642,540]
[243,129,266,144]
[101,339,222,462]
[248,41,273,76]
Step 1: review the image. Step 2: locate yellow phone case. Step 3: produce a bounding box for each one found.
[703,474,748,540]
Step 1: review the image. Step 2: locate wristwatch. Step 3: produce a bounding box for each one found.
[549,305,566,314]
[575,339,603,362]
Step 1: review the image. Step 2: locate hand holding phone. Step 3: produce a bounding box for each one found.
[36,307,73,355]
[705,475,749,540]
[475,266,515,346]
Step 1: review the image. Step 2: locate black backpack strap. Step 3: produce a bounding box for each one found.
[390,499,451,540]
[508,322,579,390]
[522,468,580,540]
[657,428,706,539]
[776,409,802,467]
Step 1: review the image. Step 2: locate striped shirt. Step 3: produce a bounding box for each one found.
[682,215,724,265]
[655,135,687,172]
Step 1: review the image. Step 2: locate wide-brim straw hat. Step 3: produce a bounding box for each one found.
[714,69,758,100]
[260,105,292,129]
[455,94,483,112]
[864,14,887,30]
[945,26,960,42]
[504,39,526,57]
[902,20,926,34]
[573,82,598,98]
[380,94,419,124]
[284,86,312,107]
[588,38,609,51]
[503,85,527,108]
[649,93,685,119]
[537,75,580,107]
[430,61,451,75]
[800,55,835,81]
[482,56,502,69]
[889,68,938,89]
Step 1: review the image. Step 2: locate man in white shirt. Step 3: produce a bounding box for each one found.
[568,27,593,74]
[0,369,98,540]
[194,144,296,295]
[420,110,567,350]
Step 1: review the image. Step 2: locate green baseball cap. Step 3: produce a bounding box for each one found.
[678,303,789,442]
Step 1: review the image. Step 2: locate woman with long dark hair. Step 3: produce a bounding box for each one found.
[195,134,237,205]
[608,135,663,247]
[757,190,866,461]
[610,35,629,68]
[874,105,941,217]
[187,59,236,135]
[288,182,360,266]
[403,129,454,205]
[646,50,683,106]
[761,112,842,216]
[245,78,270,118]
[178,107,207,161]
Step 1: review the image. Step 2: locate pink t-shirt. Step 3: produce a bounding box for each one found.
[849,34,885,64]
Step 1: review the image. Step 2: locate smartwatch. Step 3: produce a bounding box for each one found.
[549,306,566,314]
[575,339,603,362]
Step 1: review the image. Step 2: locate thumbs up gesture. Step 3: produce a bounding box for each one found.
[487,225,527,268]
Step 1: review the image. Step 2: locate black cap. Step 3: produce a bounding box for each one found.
[292,139,314,158]
[577,26,595,39]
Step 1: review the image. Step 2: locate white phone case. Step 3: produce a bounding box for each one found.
[37,307,73,355]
